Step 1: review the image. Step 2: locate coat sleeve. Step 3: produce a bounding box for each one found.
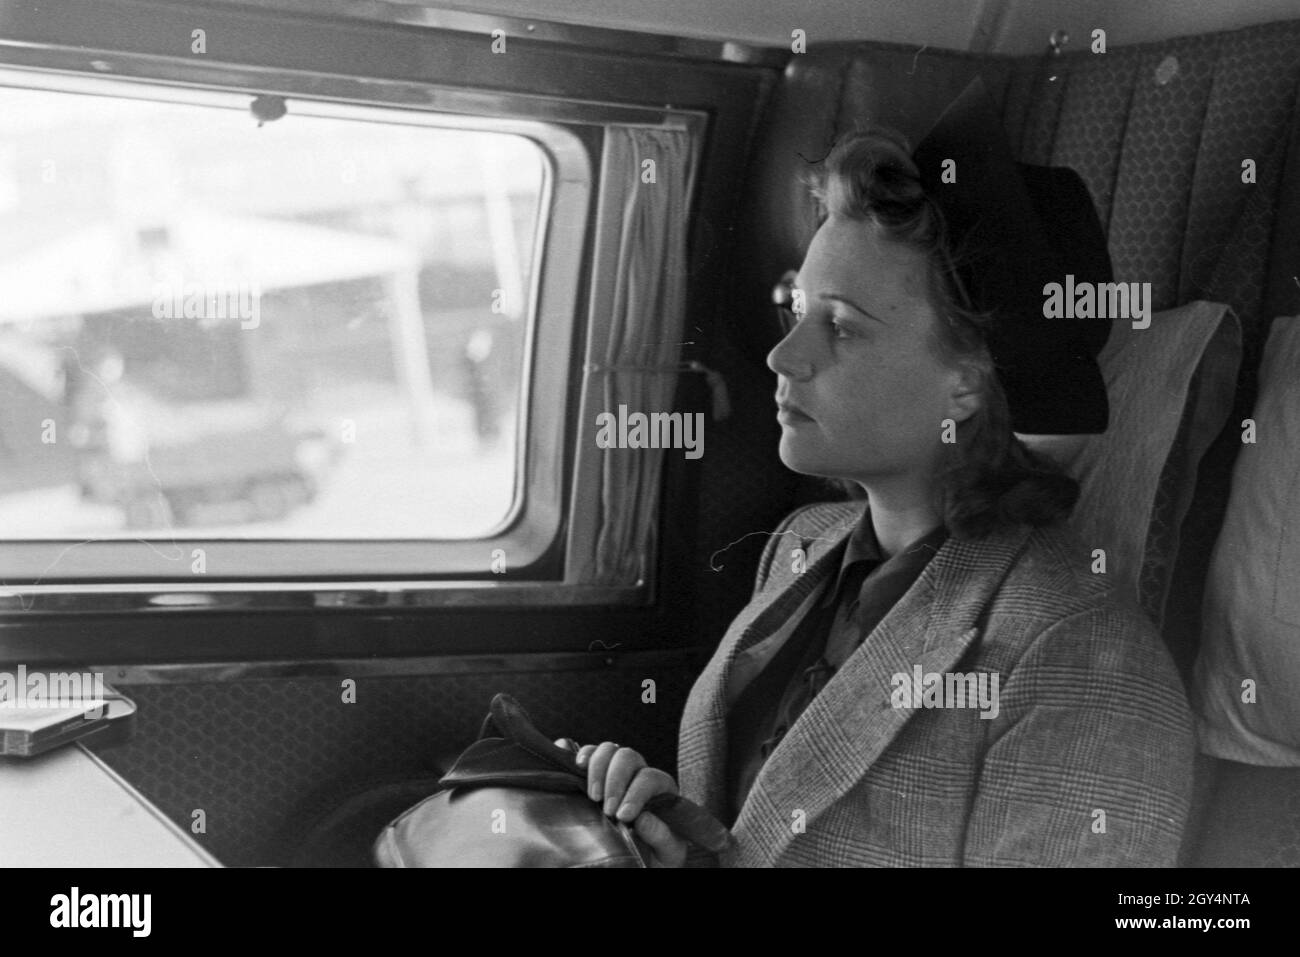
[961,606,1195,867]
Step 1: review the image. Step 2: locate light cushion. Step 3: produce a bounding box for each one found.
[1193,316,1300,765]
[1066,301,1241,626]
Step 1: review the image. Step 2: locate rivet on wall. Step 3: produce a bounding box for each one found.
[1155,55,1181,86]
[1047,29,1069,82]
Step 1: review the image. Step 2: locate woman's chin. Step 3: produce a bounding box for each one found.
[777,436,832,476]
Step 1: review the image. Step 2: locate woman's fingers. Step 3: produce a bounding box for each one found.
[633,811,688,868]
[614,766,676,822]
[583,741,622,802]
[602,747,648,817]
[570,744,686,865]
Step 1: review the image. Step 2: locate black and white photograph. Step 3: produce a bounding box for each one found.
[0,0,1295,930]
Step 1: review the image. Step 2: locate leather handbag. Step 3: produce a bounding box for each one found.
[373,693,731,867]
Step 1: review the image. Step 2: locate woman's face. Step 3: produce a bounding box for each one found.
[767,215,977,486]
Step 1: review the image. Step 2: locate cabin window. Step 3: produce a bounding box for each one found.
[0,75,594,585]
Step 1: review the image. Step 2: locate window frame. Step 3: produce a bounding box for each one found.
[0,53,706,611]
[0,71,579,584]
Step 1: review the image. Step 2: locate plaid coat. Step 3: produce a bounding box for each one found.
[678,502,1194,867]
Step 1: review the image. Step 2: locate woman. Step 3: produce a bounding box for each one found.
[567,87,1195,867]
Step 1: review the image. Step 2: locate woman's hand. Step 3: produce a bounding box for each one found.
[555,739,688,867]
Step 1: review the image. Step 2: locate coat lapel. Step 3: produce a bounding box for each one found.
[678,506,861,825]
[724,521,1036,867]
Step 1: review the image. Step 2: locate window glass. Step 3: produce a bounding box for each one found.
[0,86,543,540]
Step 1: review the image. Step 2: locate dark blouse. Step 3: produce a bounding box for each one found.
[726,514,949,823]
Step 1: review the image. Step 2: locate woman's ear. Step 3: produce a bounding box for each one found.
[946,359,986,423]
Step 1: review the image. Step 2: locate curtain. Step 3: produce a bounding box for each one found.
[576,124,695,585]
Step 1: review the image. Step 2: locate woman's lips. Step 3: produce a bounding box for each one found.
[776,401,814,424]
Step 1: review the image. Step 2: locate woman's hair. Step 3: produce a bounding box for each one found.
[810,128,1079,539]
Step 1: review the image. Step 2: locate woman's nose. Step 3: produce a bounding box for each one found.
[766,323,815,381]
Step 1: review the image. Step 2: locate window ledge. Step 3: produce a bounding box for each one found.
[0,580,649,615]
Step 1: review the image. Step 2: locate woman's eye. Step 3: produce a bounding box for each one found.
[830,317,856,339]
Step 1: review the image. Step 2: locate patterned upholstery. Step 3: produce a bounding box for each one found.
[1004,25,1300,692]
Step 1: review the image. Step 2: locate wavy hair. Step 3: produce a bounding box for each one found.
[809,128,1078,539]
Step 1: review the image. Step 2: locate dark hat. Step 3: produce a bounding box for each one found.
[912,77,1112,435]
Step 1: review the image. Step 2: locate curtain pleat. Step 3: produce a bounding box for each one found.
[580,125,693,585]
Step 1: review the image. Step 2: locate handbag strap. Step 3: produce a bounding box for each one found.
[483,693,733,855]
[482,693,581,772]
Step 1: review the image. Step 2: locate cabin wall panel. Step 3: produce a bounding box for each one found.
[89,661,697,866]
